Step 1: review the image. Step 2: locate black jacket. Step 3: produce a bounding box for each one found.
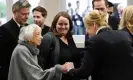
[68,28,133,80]
[38,32,60,69]
[0,18,28,79]
[108,15,120,30]
[41,25,50,36]
[0,19,20,79]
[121,27,133,42]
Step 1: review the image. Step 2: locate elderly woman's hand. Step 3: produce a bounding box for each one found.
[61,62,74,73]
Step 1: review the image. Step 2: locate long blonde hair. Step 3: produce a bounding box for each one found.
[84,10,108,29]
[119,5,133,33]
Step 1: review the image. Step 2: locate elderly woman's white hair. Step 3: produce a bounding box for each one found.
[19,24,40,41]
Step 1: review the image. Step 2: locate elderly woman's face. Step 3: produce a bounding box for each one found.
[56,16,70,36]
[30,27,42,46]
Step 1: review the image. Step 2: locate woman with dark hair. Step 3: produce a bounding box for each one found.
[38,11,82,80]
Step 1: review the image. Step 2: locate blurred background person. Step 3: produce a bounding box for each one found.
[8,24,68,80]
[83,6,92,17]
[32,6,50,36]
[117,3,126,19]
[72,8,85,35]
[72,0,85,35]
[92,0,120,30]
[67,2,74,17]
[0,0,31,79]
[107,1,114,16]
[38,11,83,80]
[75,1,80,15]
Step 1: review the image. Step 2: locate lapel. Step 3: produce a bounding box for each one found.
[6,18,20,41]
[108,15,112,24]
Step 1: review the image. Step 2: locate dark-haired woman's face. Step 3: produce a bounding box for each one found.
[56,16,70,36]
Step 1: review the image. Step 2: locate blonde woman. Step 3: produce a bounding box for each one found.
[66,10,133,80]
[119,5,133,40]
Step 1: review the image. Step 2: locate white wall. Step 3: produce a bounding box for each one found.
[6,0,13,21]
[127,0,133,5]
[39,0,66,26]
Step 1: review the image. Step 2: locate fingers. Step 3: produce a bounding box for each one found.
[62,62,75,73]
[65,62,74,71]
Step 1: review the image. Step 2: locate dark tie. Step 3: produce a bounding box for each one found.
[20,25,23,29]
[19,25,23,34]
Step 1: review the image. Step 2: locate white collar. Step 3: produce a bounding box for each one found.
[106,14,109,23]
[13,17,21,27]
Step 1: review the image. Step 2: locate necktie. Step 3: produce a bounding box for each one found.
[20,25,23,29]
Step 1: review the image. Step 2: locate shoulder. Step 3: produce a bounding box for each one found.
[99,30,131,42]
[0,21,12,38]
[85,34,102,47]
[13,44,29,53]
[12,44,30,58]
[0,19,16,32]
[43,25,50,31]
[109,16,120,21]
[41,32,57,45]
[121,27,129,32]
[43,32,54,39]
[1,19,14,27]
[44,25,50,28]
[117,30,132,39]
[86,30,116,44]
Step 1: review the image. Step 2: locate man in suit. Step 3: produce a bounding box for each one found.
[65,10,133,80]
[0,0,31,79]
[107,1,114,16]
[32,6,50,36]
[92,0,120,30]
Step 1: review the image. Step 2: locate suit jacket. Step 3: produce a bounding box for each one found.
[121,27,133,42]
[0,19,21,79]
[68,28,133,80]
[41,25,50,36]
[108,15,120,30]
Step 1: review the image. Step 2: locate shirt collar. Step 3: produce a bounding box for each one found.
[13,17,21,27]
[106,13,109,23]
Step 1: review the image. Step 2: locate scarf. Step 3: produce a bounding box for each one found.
[18,40,39,55]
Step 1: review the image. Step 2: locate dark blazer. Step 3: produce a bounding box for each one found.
[41,25,50,36]
[121,27,133,42]
[68,28,133,80]
[108,15,120,30]
[0,19,20,79]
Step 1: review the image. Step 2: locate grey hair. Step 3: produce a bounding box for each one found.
[19,24,40,41]
[12,0,31,12]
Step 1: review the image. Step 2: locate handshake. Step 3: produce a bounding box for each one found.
[61,62,74,73]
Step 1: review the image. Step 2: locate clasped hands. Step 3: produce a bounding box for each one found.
[62,62,74,73]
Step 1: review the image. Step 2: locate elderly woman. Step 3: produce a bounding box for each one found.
[8,24,70,80]
[66,10,133,80]
[119,5,133,41]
